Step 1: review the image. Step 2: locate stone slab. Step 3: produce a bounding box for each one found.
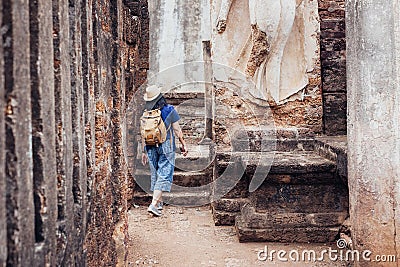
[250,183,348,214]
[133,190,211,207]
[236,216,340,243]
[240,204,348,229]
[315,135,347,183]
[134,168,211,188]
[212,198,250,212]
[217,151,336,175]
[211,198,250,226]
[212,210,237,226]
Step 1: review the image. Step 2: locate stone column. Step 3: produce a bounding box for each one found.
[202,40,213,142]
[347,1,400,266]
[30,0,57,264]
[0,2,6,266]
[53,0,75,264]
[69,0,88,262]
[2,0,35,264]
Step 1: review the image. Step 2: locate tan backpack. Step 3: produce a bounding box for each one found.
[140,109,168,146]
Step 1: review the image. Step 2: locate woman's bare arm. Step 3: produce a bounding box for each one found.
[172,121,188,156]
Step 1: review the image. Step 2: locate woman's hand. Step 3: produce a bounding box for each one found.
[141,152,148,166]
[180,144,188,157]
[172,121,188,157]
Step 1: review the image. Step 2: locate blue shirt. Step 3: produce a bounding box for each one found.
[161,104,180,127]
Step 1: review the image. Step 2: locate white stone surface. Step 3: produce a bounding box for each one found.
[212,0,320,104]
[347,0,400,265]
[149,0,208,93]
[148,0,320,102]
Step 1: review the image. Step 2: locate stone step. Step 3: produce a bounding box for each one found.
[212,198,250,212]
[226,126,315,140]
[134,168,211,188]
[133,143,212,171]
[212,210,237,226]
[211,182,348,224]
[173,171,211,187]
[133,157,212,174]
[216,151,337,175]
[212,149,346,227]
[164,92,205,106]
[211,183,348,225]
[249,183,348,214]
[315,135,348,184]
[213,151,339,205]
[239,204,347,229]
[163,189,211,206]
[235,215,340,243]
[133,189,211,207]
[211,198,250,226]
[231,138,316,152]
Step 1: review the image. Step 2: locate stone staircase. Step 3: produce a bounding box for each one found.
[212,133,348,243]
[132,143,213,206]
[132,92,214,206]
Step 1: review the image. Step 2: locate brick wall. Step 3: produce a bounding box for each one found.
[319,0,347,135]
[0,0,148,266]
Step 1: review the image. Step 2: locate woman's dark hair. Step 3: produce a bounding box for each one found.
[145,95,167,111]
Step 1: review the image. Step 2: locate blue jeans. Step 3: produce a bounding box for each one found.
[145,138,175,192]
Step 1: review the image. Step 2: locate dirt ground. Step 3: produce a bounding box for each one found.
[127,206,351,267]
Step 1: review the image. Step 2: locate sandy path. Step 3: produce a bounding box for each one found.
[127,206,350,267]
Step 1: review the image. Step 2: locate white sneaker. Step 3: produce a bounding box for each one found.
[147,204,162,216]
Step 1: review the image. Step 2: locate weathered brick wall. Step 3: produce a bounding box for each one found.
[318,0,347,135]
[0,0,148,266]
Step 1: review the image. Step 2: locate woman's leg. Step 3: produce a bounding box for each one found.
[151,190,162,207]
[153,151,175,194]
[146,147,163,212]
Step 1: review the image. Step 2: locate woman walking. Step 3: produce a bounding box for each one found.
[141,85,188,216]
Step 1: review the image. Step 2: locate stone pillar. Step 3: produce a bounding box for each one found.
[0,2,6,266]
[148,0,206,92]
[29,0,57,264]
[81,0,96,231]
[202,40,213,142]
[68,0,88,262]
[53,0,75,264]
[347,1,400,266]
[2,0,35,264]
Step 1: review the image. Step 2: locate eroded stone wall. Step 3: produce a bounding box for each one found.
[0,0,148,266]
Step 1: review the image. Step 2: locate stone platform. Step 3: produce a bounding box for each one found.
[212,135,348,243]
